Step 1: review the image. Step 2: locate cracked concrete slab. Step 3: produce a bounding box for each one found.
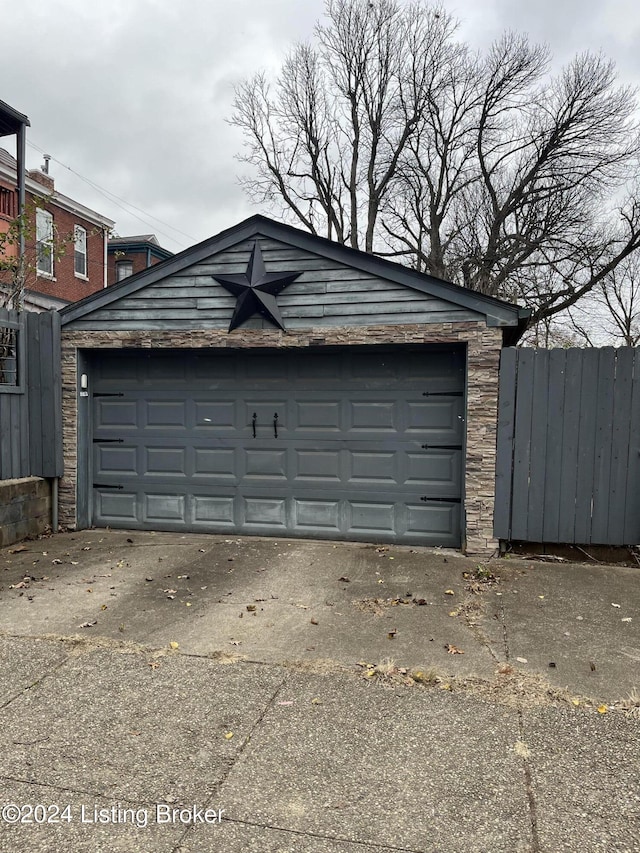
[521,706,640,852]
[218,671,532,852]
[181,821,416,852]
[478,560,640,703]
[0,780,183,853]
[0,532,500,680]
[0,636,69,706]
[0,643,284,804]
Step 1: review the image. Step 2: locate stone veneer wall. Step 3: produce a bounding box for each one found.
[60,323,502,555]
[0,477,51,547]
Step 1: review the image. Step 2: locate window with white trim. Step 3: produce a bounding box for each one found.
[116,260,133,281]
[74,225,87,277]
[36,208,54,276]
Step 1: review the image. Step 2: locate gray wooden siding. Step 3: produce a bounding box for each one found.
[63,236,484,330]
[0,308,63,480]
[494,347,640,545]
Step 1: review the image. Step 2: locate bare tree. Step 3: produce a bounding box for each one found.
[565,254,640,346]
[230,0,640,333]
[231,0,455,252]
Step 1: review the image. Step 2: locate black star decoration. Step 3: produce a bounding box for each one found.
[212,241,302,332]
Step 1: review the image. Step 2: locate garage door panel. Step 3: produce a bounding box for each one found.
[294,499,341,532]
[145,493,185,522]
[193,495,235,524]
[406,399,463,438]
[194,401,236,429]
[348,501,396,534]
[94,445,138,476]
[95,490,138,522]
[90,348,464,545]
[95,400,138,429]
[241,401,288,432]
[193,353,237,380]
[349,451,396,484]
[145,400,188,428]
[244,497,287,527]
[146,357,187,382]
[193,448,236,478]
[405,501,461,541]
[244,448,288,479]
[145,447,187,476]
[295,401,341,431]
[405,450,462,495]
[294,449,342,481]
[348,401,397,432]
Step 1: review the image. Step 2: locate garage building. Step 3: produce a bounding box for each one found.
[59,216,527,554]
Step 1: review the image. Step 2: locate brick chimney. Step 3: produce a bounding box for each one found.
[28,155,54,192]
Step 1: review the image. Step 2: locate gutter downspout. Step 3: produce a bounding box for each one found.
[51,477,59,533]
[103,226,108,288]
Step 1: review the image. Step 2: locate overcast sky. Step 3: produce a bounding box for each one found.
[2,0,640,254]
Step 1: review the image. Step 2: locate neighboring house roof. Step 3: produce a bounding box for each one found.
[60,214,530,342]
[0,148,114,230]
[109,234,160,246]
[0,148,17,169]
[0,99,30,137]
[108,234,173,260]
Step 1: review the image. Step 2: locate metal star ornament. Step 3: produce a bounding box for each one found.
[212,241,302,332]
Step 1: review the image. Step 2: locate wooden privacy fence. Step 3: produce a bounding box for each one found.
[495,347,640,546]
[0,307,63,480]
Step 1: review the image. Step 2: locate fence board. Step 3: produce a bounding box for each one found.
[527,349,550,540]
[590,349,616,543]
[542,350,567,543]
[557,349,583,543]
[496,346,640,546]
[0,309,62,481]
[509,349,534,540]
[607,349,633,545]
[623,349,640,543]
[494,348,517,539]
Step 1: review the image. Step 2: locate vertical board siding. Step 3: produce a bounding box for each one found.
[495,347,640,546]
[0,308,63,480]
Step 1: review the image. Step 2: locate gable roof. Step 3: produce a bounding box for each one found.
[60,214,529,341]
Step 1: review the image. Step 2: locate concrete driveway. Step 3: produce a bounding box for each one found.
[1,530,639,852]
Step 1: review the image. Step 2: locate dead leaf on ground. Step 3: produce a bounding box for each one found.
[9,545,28,554]
[79,620,97,628]
[445,643,464,655]
[246,604,256,612]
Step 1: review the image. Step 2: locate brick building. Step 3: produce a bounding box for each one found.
[107,234,173,285]
[0,148,114,311]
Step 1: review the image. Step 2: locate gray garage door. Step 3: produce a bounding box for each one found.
[90,347,465,545]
